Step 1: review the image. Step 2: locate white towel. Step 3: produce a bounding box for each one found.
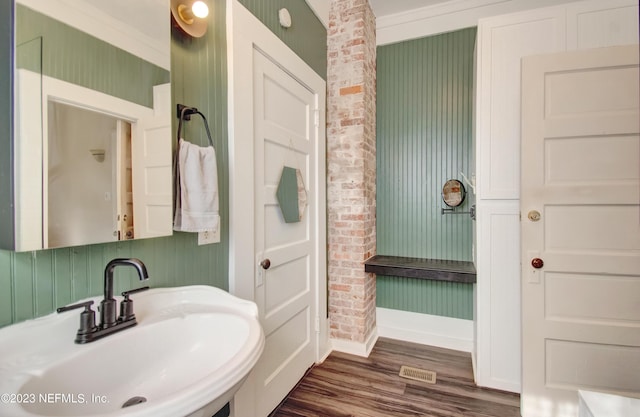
[174,138,220,233]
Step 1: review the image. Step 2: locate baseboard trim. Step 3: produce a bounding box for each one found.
[377,307,474,353]
[317,343,333,364]
[331,327,379,357]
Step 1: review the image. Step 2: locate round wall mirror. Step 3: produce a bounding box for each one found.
[442,179,466,207]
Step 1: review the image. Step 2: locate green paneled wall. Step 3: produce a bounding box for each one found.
[377,276,474,319]
[0,0,326,328]
[0,0,230,328]
[15,36,41,74]
[238,0,327,79]
[0,236,228,325]
[376,28,476,320]
[16,4,169,108]
[0,0,14,250]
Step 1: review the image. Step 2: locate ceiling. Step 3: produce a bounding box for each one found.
[305,0,458,28]
[87,0,455,37]
[86,0,471,45]
[368,0,453,18]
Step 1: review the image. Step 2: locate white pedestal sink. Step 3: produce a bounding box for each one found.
[0,286,265,417]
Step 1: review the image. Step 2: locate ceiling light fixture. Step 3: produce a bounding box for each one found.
[171,0,209,38]
[191,1,209,18]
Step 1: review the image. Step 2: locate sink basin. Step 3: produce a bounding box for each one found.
[0,286,265,417]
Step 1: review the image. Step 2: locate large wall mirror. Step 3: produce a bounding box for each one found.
[10,0,172,251]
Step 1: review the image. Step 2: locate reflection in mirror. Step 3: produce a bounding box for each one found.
[442,179,466,208]
[13,0,172,251]
[47,103,133,248]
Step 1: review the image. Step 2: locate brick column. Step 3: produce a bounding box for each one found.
[327,0,377,351]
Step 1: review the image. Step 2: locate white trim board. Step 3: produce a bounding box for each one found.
[331,328,379,358]
[376,0,584,46]
[17,0,169,70]
[377,307,474,353]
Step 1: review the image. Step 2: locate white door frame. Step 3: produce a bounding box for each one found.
[227,1,329,413]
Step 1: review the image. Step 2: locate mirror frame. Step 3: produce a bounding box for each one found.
[0,1,16,250]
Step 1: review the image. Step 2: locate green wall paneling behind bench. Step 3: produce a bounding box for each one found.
[1,0,327,328]
[376,275,473,320]
[376,28,476,319]
[16,4,169,108]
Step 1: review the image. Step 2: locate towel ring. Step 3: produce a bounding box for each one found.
[176,104,214,147]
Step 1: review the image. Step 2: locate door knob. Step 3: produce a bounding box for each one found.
[260,259,271,270]
[531,258,544,269]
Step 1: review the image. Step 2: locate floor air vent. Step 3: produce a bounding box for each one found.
[399,365,437,384]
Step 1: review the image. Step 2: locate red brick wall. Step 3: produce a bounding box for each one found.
[327,0,377,344]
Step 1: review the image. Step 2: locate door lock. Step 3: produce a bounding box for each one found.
[527,210,541,222]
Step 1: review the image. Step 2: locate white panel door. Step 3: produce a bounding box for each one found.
[131,97,172,239]
[521,45,640,417]
[252,48,318,417]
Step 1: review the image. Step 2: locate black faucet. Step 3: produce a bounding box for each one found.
[101,258,149,328]
[57,258,150,344]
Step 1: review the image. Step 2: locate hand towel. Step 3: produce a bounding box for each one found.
[173,138,220,233]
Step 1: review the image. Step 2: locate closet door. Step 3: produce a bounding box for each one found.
[475,6,565,393]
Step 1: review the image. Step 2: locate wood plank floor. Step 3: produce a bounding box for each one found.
[269,338,520,417]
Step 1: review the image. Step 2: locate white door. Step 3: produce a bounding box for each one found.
[228,4,328,415]
[131,85,172,239]
[252,48,319,417]
[521,45,640,417]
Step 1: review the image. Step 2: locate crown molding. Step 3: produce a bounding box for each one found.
[17,0,169,70]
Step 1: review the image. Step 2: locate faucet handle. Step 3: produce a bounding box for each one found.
[57,301,97,339]
[119,286,149,323]
[121,286,150,299]
[57,300,94,313]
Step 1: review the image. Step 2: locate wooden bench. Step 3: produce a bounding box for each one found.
[364,255,476,284]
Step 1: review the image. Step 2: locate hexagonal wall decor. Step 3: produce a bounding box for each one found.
[276,166,307,223]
